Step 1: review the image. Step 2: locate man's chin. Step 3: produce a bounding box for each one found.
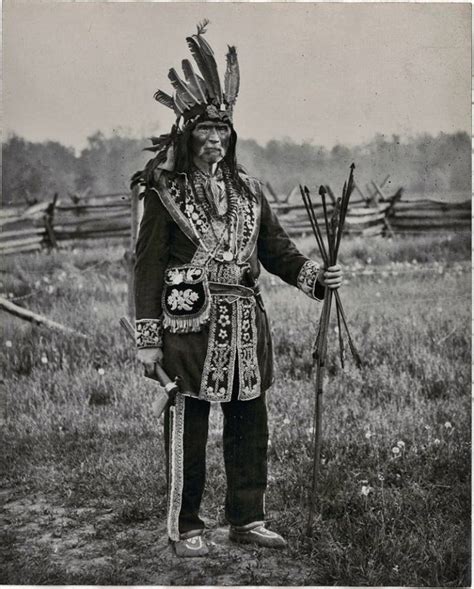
[202,153,224,164]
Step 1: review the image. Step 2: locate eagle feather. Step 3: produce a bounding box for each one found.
[168,68,199,107]
[181,59,207,104]
[224,46,239,108]
[153,89,175,110]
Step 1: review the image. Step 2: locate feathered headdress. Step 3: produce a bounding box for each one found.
[154,19,240,126]
[132,21,240,189]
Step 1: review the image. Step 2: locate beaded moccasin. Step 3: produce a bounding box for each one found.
[229,521,287,548]
[173,531,209,557]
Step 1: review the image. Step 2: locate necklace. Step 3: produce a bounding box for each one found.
[188,163,240,262]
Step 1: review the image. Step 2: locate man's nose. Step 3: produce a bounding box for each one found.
[207,127,220,142]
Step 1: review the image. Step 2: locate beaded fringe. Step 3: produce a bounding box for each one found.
[163,306,210,333]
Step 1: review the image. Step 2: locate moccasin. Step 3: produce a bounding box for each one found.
[173,533,209,557]
[229,522,287,548]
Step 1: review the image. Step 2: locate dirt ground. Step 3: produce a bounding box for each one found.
[1,487,313,585]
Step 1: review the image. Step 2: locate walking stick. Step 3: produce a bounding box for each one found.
[300,165,361,535]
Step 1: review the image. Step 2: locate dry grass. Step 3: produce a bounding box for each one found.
[1,232,470,585]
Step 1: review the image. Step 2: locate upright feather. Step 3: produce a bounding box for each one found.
[181,59,207,104]
[168,68,199,108]
[186,34,216,100]
[224,46,240,108]
[194,29,223,104]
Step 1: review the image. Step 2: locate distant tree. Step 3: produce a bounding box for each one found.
[2,134,77,205]
[2,130,470,205]
[76,131,150,195]
[237,131,470,198]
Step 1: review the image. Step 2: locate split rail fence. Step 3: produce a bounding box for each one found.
[1,182,471,256]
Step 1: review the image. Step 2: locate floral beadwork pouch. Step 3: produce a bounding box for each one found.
[162,265,211,333]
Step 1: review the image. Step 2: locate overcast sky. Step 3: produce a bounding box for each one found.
[3,2,471,152]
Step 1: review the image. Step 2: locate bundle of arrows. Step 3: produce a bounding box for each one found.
[299,163,363,536]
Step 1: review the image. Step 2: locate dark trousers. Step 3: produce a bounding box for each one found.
[164,389,268,535]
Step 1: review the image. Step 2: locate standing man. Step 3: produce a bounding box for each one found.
[133,21,342,557]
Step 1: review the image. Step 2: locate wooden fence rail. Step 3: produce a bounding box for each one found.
[1,187,470,256]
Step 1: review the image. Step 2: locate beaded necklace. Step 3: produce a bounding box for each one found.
[188,162,241,262]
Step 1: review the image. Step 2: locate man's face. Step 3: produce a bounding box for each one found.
[191,120,232,165]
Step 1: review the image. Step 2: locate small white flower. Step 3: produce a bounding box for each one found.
[41,355,48,364]
[366,258,372,264]
[444,421,452,429]
[283,418,290,425]
[365,431,372,439]
[393,565,399,573]
[434,438,441,445]
[397,440,405,449]
[47,285,55,294]
[378,473,385,481]
[392,446,400,455]
[5,340,12,348]
[97,368,105,376]
[43,276,50,284]
[361,485,372,496]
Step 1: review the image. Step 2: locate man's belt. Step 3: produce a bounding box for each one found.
[209,282,256,299]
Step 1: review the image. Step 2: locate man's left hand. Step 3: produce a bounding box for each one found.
[319,264,343,289]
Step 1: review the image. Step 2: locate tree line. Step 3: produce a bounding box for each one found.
[2,130,470,206]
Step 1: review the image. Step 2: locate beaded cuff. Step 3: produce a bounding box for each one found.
[135,318,163,349]
[297,260,324,301]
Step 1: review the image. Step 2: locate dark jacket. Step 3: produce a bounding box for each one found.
[134,168,323,402]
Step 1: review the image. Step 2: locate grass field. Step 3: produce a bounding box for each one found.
[1,232,471,585]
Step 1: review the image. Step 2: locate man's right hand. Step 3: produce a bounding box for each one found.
[137,347,164,376]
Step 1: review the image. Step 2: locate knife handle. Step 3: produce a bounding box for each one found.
[120,316,179,416]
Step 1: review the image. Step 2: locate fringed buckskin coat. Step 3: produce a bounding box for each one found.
[134,166,323,403]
